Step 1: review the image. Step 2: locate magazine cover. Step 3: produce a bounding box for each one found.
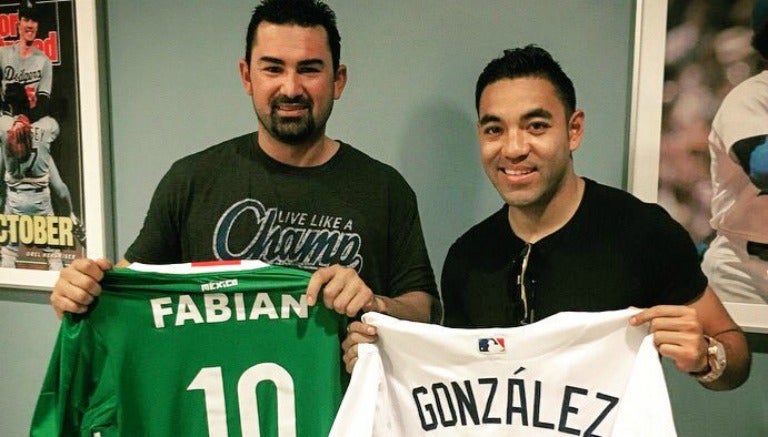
[0,0,84,272]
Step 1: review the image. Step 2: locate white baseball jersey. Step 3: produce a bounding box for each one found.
[708,70,768,243]
[331,309,676,437]
[0,42,53,99]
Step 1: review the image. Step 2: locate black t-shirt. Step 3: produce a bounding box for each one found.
[125,133,437,299]
[441,178,707,328]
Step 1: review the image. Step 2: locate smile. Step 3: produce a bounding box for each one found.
[274,106,309,117]
[277,103,307,110]
[501,168,534,176]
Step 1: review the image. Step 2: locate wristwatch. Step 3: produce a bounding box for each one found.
[690,335,727,383]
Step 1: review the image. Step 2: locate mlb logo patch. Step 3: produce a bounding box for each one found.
[478,337,506,354]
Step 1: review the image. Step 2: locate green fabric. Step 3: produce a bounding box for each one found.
[30,265,344,436]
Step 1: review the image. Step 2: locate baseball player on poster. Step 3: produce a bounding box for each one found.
[702,0,768,304]
[0,0,83,270]
[0,1,58,147]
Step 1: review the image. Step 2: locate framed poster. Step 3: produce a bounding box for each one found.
[629,0,768,333]
[0,0,108,291]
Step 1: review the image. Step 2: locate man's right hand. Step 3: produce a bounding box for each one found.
[51,258,113,318]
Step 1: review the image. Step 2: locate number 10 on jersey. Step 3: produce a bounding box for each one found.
[188,363,296,436]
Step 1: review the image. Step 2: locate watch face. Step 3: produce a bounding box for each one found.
[696,337,727,382]
[713,343,727,368]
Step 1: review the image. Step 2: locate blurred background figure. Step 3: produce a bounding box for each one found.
[697,0,768,303]
[659,0,762,254]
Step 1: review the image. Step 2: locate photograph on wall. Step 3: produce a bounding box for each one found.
[658,0,766,304]
[0,0,85,273]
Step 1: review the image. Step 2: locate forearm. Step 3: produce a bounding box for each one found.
[700,328,751,390]
[685,287,752,390]
[374,291,440,324]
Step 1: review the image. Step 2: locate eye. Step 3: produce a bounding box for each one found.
[298,66,321,74]
[262,65,283,74]
[528,121,550,134]
[483,125,502,136]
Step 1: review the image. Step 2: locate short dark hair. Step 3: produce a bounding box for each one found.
[245,0,341,71]
[18,0,41,23]
[475,45,576,119]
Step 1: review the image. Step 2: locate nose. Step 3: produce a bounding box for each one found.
[280,71,303,98]
[501,129,530,159]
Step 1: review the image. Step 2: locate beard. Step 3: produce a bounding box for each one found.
[258,95,326,145]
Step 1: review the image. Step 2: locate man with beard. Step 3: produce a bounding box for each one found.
[50,0,439,339]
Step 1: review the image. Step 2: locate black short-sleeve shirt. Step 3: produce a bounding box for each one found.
[125,133,437,299]
[441,178,707,328]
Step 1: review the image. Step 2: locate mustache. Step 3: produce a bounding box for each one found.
[271,95,311,107]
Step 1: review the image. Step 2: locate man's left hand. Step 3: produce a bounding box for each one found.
[630,305,708,373]
[306,264,383,316]
[306,265,385,374]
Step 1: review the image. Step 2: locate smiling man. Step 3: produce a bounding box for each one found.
[441,45,750,391]
[50,0,438,350]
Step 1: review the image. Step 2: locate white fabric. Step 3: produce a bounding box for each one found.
[708,71,768,243]
[702,234,768,303]
[128,259,270,274]
[705,70,768,302]
[331,309,676,437]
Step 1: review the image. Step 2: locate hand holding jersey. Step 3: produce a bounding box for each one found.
[50,257,113,318]
[339,289,439,374]
[342,321,378,373]
[630,305,709,373]
[630,289,749,390]
[306,264,378,317]
[306,264,382,374]
[51,0,437,328]
[310,264,440,374]
[35,262,347,436]
[631,307,732,387]
[436,45,751,392]
[332,310,679,436]
[55,258,388,321]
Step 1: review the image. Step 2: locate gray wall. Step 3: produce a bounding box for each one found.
[1,1,765,435]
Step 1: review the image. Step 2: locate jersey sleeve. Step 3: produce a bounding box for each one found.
[124,161,188,263]
[30,315,114,436]
[29,332,66,436]
[37,57,53,97]
[711,84,768,155]
[385,171,437,298]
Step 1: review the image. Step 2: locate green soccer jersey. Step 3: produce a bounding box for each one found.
[30,262,345,437]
